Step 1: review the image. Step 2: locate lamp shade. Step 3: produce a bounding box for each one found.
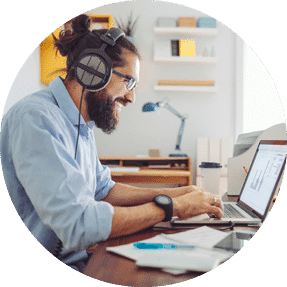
[142,102,159,112]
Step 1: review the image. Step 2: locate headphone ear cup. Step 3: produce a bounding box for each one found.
[74,49,112,91]
[73,27,125,91]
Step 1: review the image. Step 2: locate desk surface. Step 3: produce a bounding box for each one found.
[83,195,260,286]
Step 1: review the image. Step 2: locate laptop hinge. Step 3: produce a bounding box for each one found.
[237,202,260,219]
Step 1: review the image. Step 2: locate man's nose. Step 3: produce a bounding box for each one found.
[124,89,136,104]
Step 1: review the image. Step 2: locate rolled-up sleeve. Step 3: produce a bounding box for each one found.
[94,160,115,201]
[11,108,114,251]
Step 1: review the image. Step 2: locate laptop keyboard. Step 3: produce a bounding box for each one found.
[223,204,245,218]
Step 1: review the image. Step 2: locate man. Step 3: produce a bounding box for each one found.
[1,14,223,272]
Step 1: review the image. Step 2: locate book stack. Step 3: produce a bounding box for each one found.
[156,16,216,28]
[171,39,196,57]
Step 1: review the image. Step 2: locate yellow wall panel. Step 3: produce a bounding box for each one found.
[40,15,114,84]
[40,27,66,84]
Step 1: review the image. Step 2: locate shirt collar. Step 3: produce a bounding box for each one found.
[49,76,95,129]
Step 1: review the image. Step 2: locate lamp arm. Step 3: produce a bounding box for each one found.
[162,103,186,120]
[175,118,186,151]
[156,100,188,153]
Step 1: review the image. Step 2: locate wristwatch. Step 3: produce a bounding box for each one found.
[153,195,173,222]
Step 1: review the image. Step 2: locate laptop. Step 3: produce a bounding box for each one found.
[171,140,287,225]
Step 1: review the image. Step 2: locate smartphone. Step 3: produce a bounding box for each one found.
[213,231,255,253]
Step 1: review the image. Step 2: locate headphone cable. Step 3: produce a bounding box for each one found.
[74,86,87,160]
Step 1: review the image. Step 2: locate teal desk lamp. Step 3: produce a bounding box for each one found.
[142,98,188,157]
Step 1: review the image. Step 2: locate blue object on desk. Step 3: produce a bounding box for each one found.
[133,243,195,250]
[197,17,217,28]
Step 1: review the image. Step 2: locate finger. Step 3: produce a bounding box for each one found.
[210,195,223,209]
[193,186,204,192]
[209,206,224,219]
[214,196,224,211]
[207,193,217,205]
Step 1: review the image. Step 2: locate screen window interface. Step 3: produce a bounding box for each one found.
[240,144,287,216]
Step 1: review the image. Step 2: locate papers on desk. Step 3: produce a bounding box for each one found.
[108,167,140,172]
[162,225,228,249]
[136,252,220,273]
[107,226,233,275]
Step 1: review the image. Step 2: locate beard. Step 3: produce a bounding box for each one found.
[85,89,118,134]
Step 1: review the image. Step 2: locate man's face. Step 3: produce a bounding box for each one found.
[86,52,140,134]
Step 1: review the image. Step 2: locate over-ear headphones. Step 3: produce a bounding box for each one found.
[74,27,125,91]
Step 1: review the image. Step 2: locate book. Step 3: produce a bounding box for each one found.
[171,40,179,56]
[179,39,196,57]
[178,17,196,27]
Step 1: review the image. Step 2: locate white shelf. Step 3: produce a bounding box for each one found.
[154,85,218,92]
[154,27,218,36]
[154,56,218,64]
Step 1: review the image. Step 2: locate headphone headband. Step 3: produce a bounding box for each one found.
[100,27,125,46]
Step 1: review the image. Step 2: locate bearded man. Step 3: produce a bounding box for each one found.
[0,14,223,272]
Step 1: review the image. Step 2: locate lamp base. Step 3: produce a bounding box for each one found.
[169,153,188,157]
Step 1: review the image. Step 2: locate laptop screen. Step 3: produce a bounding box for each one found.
[239,141,287,216]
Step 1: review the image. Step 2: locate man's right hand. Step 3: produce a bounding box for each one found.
[172,190,224,219]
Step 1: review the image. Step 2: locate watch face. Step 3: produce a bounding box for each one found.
[157,195,171,205]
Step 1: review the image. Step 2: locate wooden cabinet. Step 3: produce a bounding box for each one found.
[99,156,192,186]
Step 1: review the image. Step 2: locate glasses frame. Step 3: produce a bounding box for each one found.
[112,69,137,91]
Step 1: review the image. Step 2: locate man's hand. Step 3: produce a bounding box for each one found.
[172,190,224,219]
[174,185,216,196]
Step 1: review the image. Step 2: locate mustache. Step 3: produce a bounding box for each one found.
[114,97,129,106]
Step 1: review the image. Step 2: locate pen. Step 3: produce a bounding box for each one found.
[243,166,249,174]
[133,243,195,250]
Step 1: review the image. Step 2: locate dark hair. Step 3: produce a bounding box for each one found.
[53,14,140,80]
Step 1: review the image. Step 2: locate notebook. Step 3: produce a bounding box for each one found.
[171,140,287,225]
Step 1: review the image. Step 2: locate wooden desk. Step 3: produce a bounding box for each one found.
[110,169,192,186]
[84,194,260,286]
[99,156,192,186]
[84,228,195,286]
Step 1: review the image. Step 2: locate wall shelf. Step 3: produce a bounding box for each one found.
[154,85,218,92]
[154,27,218,36]
[153,22,218,96]
[154,56,218,64]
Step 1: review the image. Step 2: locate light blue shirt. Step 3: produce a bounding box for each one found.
[1,76,115,271]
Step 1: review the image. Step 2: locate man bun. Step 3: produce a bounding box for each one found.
[71,14,91,35]
[53,14,91,57]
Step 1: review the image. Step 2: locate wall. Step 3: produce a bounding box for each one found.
[3,1,236,183]
[5,48,47,110]
[91,1,236,184]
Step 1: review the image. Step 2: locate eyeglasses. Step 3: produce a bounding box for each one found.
[112,69,137,91]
